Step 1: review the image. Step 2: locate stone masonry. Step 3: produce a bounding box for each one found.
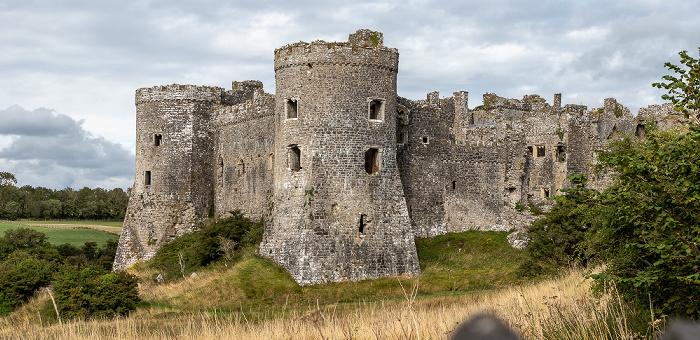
[114,29,683,284]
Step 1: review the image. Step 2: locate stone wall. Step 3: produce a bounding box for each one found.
[115,29,687,284]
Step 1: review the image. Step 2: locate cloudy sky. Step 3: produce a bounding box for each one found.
[1,0,698,190]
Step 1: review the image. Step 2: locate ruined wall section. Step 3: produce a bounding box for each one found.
[260,30,420,285]
[114,84,221,270]
[213,82,275,222]
[396,94,448,237]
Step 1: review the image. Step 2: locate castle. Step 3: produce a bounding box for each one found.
[113,29,682,285]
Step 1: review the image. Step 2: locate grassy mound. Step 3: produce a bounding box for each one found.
[135,228,527,319]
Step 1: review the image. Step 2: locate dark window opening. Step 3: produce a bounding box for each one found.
[397,119,407,144]
[218,157,224,186]
[289,145,301,172]
[144,171,151,186]
[422,136,429,144]
[359,214,366,233]
[154,134,162,146]
[286,99,298,119]
[369,99,384,120]
[237,159,245,177]
[536,145,546,158]
[365,148,380,174]
[508,187,516,193]
[452,181,456,190]
[636,124,646,140]
[543,188,550,198]
[556,145,566,162]
[527,146,533,157]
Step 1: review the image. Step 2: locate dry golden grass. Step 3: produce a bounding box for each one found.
[0,267,655,339]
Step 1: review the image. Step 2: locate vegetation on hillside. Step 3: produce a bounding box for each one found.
[0,172,129,220]
[0,227,137,318]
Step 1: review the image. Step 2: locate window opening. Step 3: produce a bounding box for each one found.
[218,157,224,186]
[508,187,516,193]
[286,98,298,119]
[635,124,645,140]
[154,134,162,146]
[289,145,301,172]
[368,99,384,120]
[397,119,407,144]
[452,181,456,190]
[144,171,151,186]
[237,159,245,177]
[556,145,566,162]
[268,153,274,170]
[527,146,533,157]
[364,148,380,174]
[536,145,545,158]
[422,136,429,144]
[359,214,366,233]
[542,188,550,198]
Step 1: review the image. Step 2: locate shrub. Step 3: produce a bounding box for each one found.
[147,211,263,281]
[0,251,54,315]
[51,266,140,320]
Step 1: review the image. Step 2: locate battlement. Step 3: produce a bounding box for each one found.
[273,30,398,72]
[135,84,223,105]
[221,80,264,106]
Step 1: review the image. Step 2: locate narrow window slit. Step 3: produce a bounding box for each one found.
[144,171,151,186]
[359,214,366,233]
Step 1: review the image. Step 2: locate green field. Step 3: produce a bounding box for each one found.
[0,222,119,247]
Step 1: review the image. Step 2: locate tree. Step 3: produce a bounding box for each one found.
[652,47,700,117]
[589,128,700,319]
[0,172,17,187]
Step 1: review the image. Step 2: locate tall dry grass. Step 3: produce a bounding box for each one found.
[0,267,655,339]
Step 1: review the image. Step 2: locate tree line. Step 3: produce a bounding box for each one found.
[0,172,129,220]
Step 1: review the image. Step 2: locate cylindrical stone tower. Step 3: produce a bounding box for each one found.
[113,84,221,270]
[259,29,420,284]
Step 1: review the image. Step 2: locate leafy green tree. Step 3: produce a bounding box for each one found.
[590,128,700,319]
[652,47,700,117]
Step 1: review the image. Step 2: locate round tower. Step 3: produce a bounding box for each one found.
[259,30,420,284]
[114,84,222,270]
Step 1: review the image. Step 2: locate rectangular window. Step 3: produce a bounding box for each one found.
[154,134,162,146]
[359,214,366,233]
[145,171,151,186]
[286,98,298,119]
[368,99,385,121]
[365,148,380,174]
[422,136,429,144]
[289,145,301,172]
[536,145,546,158]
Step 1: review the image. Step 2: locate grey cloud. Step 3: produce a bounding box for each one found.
[0,106,134,189]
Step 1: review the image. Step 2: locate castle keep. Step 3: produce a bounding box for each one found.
[114,29,681,284]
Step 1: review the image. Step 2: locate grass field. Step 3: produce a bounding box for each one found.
[0,222,119,247]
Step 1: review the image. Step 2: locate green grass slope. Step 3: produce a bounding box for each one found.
[137,230,526,319]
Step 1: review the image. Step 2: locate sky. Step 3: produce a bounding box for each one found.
[1,0,698,190]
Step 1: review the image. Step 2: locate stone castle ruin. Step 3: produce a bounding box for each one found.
[114,29,683,285]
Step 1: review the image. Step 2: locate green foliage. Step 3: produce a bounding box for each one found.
[370,33,379,47]
[518,175,599,277]
[0,251,54,315]
[148,211,264,281]
[50,266,140,319]
[614,103,624,118]
[652,47,700,118]
[0,228,120,316]
[590,128,700,319]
